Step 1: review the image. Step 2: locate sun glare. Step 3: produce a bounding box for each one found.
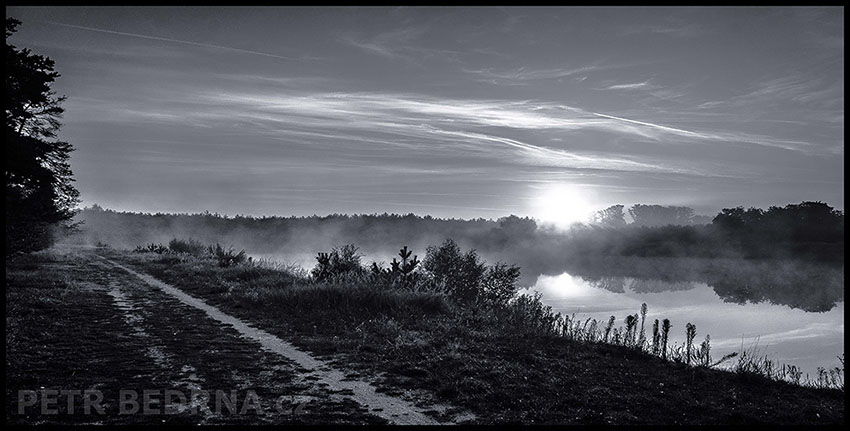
[531,184,594,230]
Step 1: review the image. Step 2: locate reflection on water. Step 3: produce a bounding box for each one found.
[523,270,844,378]
[547,257,844,312]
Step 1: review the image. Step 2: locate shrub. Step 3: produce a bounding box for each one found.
[311,244,365,282]
[478,263,522,306]
[422,239,486,303]
[370,246,422,290]
[207,243,248,268]
[134,242,167,254]
[168,238,206,256]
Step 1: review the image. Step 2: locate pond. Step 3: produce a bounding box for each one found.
[520,260,844,378]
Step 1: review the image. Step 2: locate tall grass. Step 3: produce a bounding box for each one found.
[134,237,248,267]
[536,302,842,390]
[730,340,844,391]
[168,238,206,256]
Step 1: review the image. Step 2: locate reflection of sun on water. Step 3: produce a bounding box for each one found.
[537,273,594,298]
[524,273,614,299]
[525,272,844,377]
[530,184,594,230]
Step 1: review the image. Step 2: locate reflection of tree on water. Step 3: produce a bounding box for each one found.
[580,276,626,293]
[580,276,698,294]
[705,262,844,312]
[562,257,843,312]
[628,278,697,294]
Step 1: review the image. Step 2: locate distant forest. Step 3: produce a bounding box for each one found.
[68,201,843,272]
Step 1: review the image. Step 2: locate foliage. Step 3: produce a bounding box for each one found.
[167,238,206,256]
[206,243,248,268]
[311,239,522,308]
[370,246,421,290]
[129,238,845,391]
[731,346,842,391]
[70,199,843,278]
[591,204,626,228]
[311,244,365,282]
[712,201,844,261]
[135,238,247,267]
[685,322,697,365]
[478,262,522,306]
[500,291,562,336]
[421,238,487,303]
[5,18,79,255]
[629,204,695,227]
[133,242,168,254]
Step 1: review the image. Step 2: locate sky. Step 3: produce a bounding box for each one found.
[6,6,845,222]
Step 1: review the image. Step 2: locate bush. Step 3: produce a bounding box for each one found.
[420,239,522,307]
[207,243,248,268]
[311,244,365,282]
[134,242,167,254]
[168,238,206,256]
[369,246,421,290]
[500,291,562,336]
[135,238,248,268]
[478,262,522,306]
[422,239,486,303]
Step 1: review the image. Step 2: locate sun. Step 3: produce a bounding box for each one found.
[530,184,595,230]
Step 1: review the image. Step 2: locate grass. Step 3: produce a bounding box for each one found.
[5,250,388,425]
[134,238,249,267]
[730,341,844,391]
[96,239,846,424]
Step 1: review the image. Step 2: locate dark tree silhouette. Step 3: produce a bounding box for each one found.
[711,201,843,261]
[5,18,79,255]
[628,204,694,227]
[422,238,486,303]
[592,204,626,228]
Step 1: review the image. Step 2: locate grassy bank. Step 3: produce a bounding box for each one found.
[101,240,844,425]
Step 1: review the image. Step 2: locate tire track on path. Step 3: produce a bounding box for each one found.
[99,255,457,425]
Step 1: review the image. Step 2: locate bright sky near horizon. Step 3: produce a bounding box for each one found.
[6,6,844,221]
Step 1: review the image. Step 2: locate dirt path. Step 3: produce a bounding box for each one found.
[98,255,459,425]
[7,249,391,425]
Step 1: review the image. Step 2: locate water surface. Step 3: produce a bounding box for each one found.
[522,270,844,378]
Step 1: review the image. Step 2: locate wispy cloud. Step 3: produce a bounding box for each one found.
[619,17,704,38]
[697,62,844,112]
[42,20,305,61]
[73,82,819,177]
[588,111,817,153]
[601,81,656,91]
[463,65,602,84]
[73,69,828,166]
[339,26,429,61]
[737,76,835,107]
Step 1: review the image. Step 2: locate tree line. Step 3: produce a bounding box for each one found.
[70,200,843,266]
